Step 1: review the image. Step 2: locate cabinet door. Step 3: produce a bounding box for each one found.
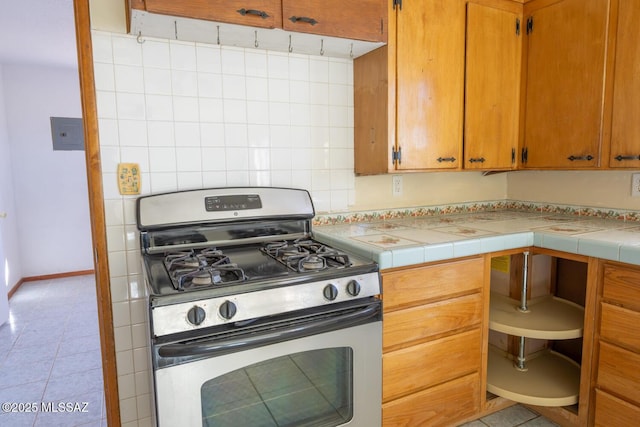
[143,0,283,29]
[522,0,608,168]
[464,2,522,170]
[609,0,640,167]
[282,0,386,42]
[395,0,466,170]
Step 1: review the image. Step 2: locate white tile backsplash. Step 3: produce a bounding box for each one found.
[112,36,142,66]
[147,121,175,146]
[169,40,197,71]
[142,40,171,69]
[171,70,198,96]
[144,68,172,95]
[115,65,144,93]
[196,45,222,73]
[94,30,358,425]
[172,96,199,122]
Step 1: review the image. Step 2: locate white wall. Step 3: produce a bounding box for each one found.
[508,170,640,210]
[0,65,17,321]
[0,66,22,288]
[2,64,93,277]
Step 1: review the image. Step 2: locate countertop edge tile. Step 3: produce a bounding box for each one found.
[391,247,425,268]
[424,243,455,263]
[619,245,640,265]
[452,239,483,259]
[534,233,579,254]
[577,239,621,261]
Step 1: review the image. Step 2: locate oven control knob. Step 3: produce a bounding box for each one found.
[219,300,237,320]
[323,284,338,301]
[346,280,361,297]
[187,306,206,326]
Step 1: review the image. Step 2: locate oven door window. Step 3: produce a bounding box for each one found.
[201,347,353,427]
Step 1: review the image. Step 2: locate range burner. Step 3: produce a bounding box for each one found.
[163,248,246,291]
[263,239,352,272]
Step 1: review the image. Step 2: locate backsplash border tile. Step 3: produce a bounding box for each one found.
[313,199,640,226]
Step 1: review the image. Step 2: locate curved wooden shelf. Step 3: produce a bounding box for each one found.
[487,347,580,407]
[489,293,584,339]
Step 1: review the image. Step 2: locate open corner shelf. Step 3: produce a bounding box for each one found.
[487,347,581,407]
[489,292,585,340]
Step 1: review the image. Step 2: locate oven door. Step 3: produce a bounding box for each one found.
[152,301,382,427]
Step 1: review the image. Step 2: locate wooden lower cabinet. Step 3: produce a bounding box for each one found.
[381,256,485,426]
[594,389,640,427]
[597,342,640,406]
[383,329,482,402]
[592,262,640,425]
[383,372,481,426]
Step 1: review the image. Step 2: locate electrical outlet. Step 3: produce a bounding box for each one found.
[392,175,403,196]
[632,173,640,197]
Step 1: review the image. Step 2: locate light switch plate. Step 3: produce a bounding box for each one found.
[118,163,141,195]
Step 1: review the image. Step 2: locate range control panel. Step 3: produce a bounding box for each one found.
[205,194,262,212]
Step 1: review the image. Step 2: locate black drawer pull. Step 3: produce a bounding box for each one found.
[614,154,640,161]
[236,9,269,19]
[469,157,486,163]
[567,155,594,161]
[437,157,456,163]
[289,16,318,26]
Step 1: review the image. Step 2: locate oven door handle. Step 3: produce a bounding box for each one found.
[157,302,380,358]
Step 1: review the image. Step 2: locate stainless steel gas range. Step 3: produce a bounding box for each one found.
[137,187,382,427]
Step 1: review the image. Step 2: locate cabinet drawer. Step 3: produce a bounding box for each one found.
[383,328,481,402]
[382,372,480,427]
[594,389,640,427]
[143,0,283,30]
[603,264,640,312]
[600,302,640,353]
[597,342,640,407]
[282,0,387,42]
[383,293,482,351]
[382,257,484,311]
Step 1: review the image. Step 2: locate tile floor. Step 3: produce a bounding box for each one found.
[0,275,106,427]
[460,404,559,427]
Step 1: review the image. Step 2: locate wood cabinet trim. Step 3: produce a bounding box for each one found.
[75,0,120,425]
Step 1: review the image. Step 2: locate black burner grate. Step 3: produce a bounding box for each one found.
[163,249,246,291]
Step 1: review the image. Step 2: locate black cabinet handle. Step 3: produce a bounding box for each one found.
[614,154,640,161]
[437,157,456,163]
[236,9,269,19]
[289,16,318,26]
[567,155,594,161]
[469,157,486,164]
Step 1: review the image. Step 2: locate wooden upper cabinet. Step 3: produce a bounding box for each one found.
[521,0,609,169]
[141,0,283,29]
[608,0,640,168]
[282,0,387,42]
[464,2,522,170]
[135,0,387,42]
[395,0,466,171]
[354,0,466,174]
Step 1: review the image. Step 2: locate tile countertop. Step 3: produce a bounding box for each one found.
[313,210,640,270]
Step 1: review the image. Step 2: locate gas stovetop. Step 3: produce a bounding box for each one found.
[143,237,377,302]
[137,187,380,337]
